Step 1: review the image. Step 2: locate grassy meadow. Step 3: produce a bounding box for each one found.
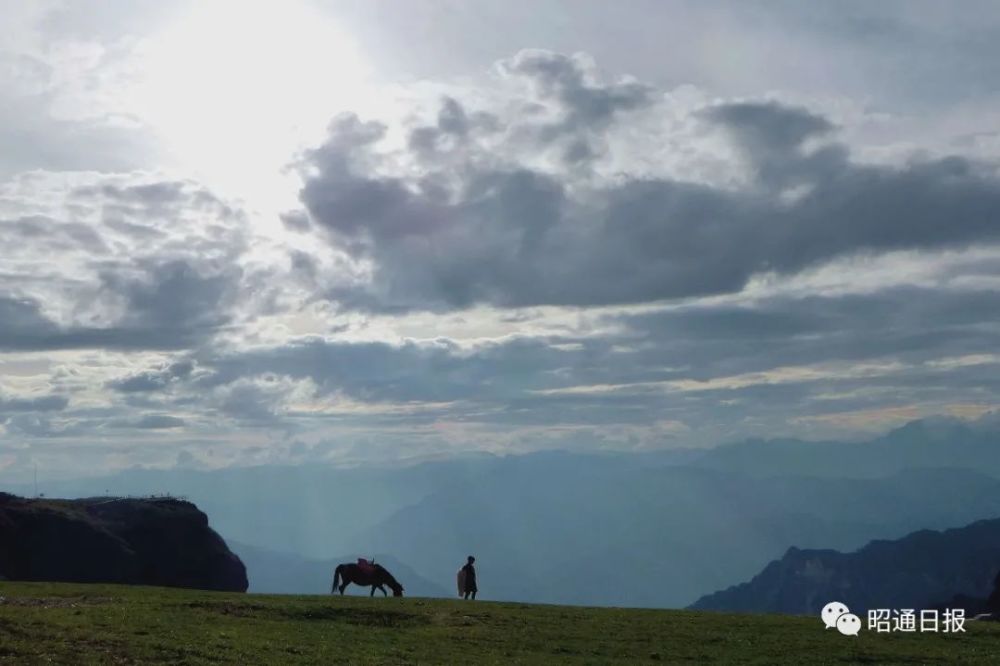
[1,582,997,664]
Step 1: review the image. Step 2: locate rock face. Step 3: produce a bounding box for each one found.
[690,518,1000,615]
[0,493,247,592]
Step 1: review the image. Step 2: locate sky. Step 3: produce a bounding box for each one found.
[2,0,1000,480]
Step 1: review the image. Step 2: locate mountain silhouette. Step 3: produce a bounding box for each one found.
[691,517,1000,614]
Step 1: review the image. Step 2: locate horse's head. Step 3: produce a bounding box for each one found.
[386,574,404,597]
[375,564,405,597]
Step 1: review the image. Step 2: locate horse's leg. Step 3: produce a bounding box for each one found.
[378,584,387,597]
[370,584,376,597]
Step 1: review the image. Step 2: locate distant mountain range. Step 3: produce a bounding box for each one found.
[357,462,1000,607]
[690,517,1000,615]
[9,417,1000,608]
[697,417,1000,479]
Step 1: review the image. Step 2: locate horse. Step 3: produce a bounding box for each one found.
[331,562,405,597]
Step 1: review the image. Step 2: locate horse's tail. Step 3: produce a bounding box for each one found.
[331,565,342,594]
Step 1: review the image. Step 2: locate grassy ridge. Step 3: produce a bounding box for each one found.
[0,582,997,664]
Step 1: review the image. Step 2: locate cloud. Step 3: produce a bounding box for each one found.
[4,40,1000,472]
[182,280,1000,441]
[0,393,69,414]
[130,414,186,429]
[699,101,837,187]
[0,269,232,352]
[0,173,249,351]
[98,259,238,342]
[292,54,1000,312]
[611,286,1000,377]
[0,8,158,179]
[497,50,654,164]
[196,336,573,405]
[108,360,194,393]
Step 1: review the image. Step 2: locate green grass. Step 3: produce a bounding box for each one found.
[1,582,997,664]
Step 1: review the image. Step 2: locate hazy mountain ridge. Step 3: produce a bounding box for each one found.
[697,418,1000,479]
[359,464,1000,606]
[690,517,1000,615]
[8,418,1000,607]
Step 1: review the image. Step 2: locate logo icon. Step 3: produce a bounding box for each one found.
[822,601,850,630]
[836,613,862,636]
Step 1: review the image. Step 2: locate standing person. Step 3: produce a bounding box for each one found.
[461,555,477,600]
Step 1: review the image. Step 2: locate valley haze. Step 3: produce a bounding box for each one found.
[13,417,1000,609]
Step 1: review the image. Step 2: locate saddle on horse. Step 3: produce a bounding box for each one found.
[357,557,376,574]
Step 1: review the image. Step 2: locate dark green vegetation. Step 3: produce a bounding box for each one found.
[1,582,998,665]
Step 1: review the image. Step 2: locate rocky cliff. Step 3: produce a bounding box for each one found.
[0,493,247,592]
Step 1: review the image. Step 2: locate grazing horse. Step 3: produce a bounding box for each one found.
[331,562,404,597]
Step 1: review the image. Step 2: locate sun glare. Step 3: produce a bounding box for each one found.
[128,1,373,211]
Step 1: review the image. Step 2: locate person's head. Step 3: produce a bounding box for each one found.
[468,555,475,564]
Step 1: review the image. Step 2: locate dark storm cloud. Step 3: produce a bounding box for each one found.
[294,66,1000,312]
